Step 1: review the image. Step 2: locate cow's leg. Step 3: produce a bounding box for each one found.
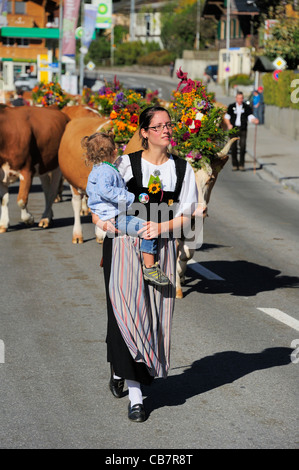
[80,194,89,216]
[38,167,62,228]
[17,169,35,226]
[71,186,84,244]
[54,175,64,203]
[70,187,105,244]
[176,239,195,299]
[0,182,9,233]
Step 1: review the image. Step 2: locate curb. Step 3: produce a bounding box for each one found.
[246,149,299,195]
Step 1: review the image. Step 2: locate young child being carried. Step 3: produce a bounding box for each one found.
[84,131,170,287]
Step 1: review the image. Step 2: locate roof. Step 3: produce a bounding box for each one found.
[233,0,259,14]
[113,0,168,13]
[252,56,276,72]
[202,0,259,18]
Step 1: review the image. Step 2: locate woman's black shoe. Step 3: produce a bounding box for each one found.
[128,403,146,422]
[109,365,124,398]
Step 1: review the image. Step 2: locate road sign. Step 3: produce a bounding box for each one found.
[273,70,282,81]
[86,61,95,71]
[273,56,287,70]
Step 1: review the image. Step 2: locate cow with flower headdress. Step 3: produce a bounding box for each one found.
[169,68,237,297]
[125,68,237,298]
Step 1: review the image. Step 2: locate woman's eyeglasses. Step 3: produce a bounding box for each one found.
[147,122,175,132]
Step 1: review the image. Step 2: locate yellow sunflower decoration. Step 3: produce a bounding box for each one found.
[148,182,161,194]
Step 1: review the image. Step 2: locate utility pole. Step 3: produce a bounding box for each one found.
[79,1,86,96]
[225,0,231,96]
[58,0,63,83]
[111,2,114,66]
[130,0,135,41]
[111,16,114,67]
[195,0,201,51]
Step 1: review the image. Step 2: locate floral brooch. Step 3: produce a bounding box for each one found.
[148,170,162,195]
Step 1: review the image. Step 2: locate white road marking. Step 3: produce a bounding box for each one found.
[257,308,299,332]
[187,260,225,280]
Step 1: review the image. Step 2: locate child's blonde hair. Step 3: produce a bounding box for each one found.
[82,131,116,166]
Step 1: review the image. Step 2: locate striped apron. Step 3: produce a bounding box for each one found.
[108,234,176,378]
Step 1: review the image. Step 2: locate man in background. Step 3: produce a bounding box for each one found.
[11,89,29,107]
[224,91,259,171]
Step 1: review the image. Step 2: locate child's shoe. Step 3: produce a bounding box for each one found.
[142,262,170,287]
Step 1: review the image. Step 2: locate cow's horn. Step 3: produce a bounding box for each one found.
[217,137,239,157]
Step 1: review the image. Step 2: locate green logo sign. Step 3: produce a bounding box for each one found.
[98,3,108,15]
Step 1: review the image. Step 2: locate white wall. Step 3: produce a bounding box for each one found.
[218,47,252,83]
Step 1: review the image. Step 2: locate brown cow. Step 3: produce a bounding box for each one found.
[61,105,100,120]
[0,106,69,232]
[58,115,110,243]
[53,105,101,203]
[59,117,236,298]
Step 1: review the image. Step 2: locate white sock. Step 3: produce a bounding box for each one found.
[127,379,143,407]
[113,373,122,380]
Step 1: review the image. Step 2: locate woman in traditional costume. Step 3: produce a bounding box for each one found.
[92,106,199,422]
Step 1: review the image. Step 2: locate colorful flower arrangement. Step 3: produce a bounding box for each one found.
[32,81,70,109]
[169,68,234,170]
[82,76,161,148]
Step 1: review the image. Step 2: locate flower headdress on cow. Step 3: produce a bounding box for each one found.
[32,81,70,109]
[169,68,234,170]
[82,76,161,150]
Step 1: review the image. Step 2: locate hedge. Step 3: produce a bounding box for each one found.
[228,74,254,87]
[263,71,299,110]
[137,50,176,66]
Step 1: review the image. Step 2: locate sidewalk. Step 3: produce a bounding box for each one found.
[208,82,299,195]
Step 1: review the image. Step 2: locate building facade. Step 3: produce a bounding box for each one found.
[0,0,59,90]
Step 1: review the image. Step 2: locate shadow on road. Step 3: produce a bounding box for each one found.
[183,260,299,297]
[143,347,293,416]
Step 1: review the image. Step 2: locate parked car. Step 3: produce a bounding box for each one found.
[14,74,38,91]
[204,65,218,83]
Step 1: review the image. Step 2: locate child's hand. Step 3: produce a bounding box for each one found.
[103,219,119,235]
[94,216,119,235]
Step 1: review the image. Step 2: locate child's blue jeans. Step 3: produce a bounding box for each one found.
[115,213,157,254]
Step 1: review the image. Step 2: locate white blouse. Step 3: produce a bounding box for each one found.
[116,154,198,217]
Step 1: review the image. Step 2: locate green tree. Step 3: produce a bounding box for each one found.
[85,35,111,66]
[161,2,196,56]
[263,4,299,69]
[160,1,216,58]
[255,0,282,18]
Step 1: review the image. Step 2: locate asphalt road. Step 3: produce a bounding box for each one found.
[85,69,177,102]
[1,73,298,450]
[0,154,298,450]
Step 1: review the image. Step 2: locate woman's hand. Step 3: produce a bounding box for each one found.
[137,221,163,239]
[193,204,208,219]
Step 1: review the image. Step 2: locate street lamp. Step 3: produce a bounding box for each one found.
[58,0,63,84]
[130,0,135,41]
[195,0,201,51]
[225,0,231,96]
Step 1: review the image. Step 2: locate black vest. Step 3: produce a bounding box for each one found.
[227,102,253,130]
[126,151,187,223]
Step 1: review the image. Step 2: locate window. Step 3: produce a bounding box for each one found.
[16,38,29,47]
[145,14,151,37]
[3,37,15,46]
[15,2,26,14]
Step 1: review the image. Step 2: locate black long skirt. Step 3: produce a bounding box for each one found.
[103,236,154,386]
